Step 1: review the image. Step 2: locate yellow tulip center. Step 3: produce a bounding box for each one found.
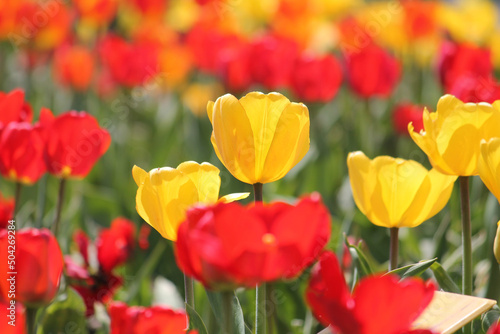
[262,233,277,247]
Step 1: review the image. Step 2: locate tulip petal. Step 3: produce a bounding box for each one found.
[353,275,435,334]
[132,165,148,186]
[239,92,291,180]
[176,161,221,204]
[218,192,250,203]
[402,169,457,227]
[347,152,378,224]
[210,94,256,183]
[478,138,500,203]
[261,101,310,183]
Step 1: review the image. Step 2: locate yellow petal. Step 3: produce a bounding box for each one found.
[218,192,250,203]
[347,151,378,224]
[401,169,457,227]
[478,138,500,203]
[177,161,221,204]
[132,165,148,186]
[207,100,215,124]
[211,93,256,183]
[261,101,310,183]
[239,92,291,180]
[494,221,500,264]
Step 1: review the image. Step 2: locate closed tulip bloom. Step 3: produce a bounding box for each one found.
[347,152,456,228]
[0,228,64,307]
[133,161,248,241]
[42,109,111,178]
[109,302,193,334]
[0,89,32,126]
[409,95,500,176]
[291,53,343,103]
[53,44,95,91]
[488,323,500,334]
[207,92,310,184]
[96,218,136,273]
[175,194,330,290]
[478,138,500,203]
[0,122,46,184]
[306,251,436,334]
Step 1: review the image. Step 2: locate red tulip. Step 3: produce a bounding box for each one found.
[125,0,168,21]
[249,34,299,90]
[109,301,194,334]
[175,194,330,290]
[0,122,46,184]
[186,25,244,74]
[306,251,436,334]
[217,43,253,93]
[291,53,343,102]
[344,43,401,98]
[53,44,95,91]
[0,228,64,307]
[98,34,160,88]
[73,0,119,27]
[0,192,14,230]
[0,89,32,126]
[0,297,25,334]
[392,103,425,136]
[488,323,500,334]
[446,74,500,104]
[96,218,136,273]
[438,41,492,92]
[41,108,111,178]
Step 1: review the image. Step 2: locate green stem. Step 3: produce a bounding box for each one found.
[266,283,276,334]
[184,274,195,309]
[52,178,66,238]
[253,183,263,202]
[26,307,37,334]
[13,182,22,219]
[389,227,399,271]
[35,175,47,228]
[255,283,267,334]
[253,182,266,333]
[222,291,233,334]
[459,176,472,334]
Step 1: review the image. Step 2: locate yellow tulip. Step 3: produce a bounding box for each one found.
[347,151,457,228]
[207,92,310,184]
[478,138,500,203]
[494,221,500,264]
[409,95,500,176]
[133,161,248,241]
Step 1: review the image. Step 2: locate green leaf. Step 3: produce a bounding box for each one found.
[185,303,209,334]
[206,290,249,334]
[344,235,373,277]
[384,258,437,279]
[430,262,460,294]
[37,287,87,334]
[482,305,500,332]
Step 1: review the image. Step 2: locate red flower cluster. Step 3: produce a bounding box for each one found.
[0,90,110,183]
[175,194,330,290]
[306,251,436,334]
[0,228,64,307]
[109,301,196,334]
[438,41,500,103]
[66,218,138,316]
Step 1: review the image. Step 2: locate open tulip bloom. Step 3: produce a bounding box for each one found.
[306,251,436,334]
[207,91,310,185]
[175,193,330,290]
[133,161,248,241]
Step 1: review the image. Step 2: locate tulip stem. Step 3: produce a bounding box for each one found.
[459,176,472,334]
[253,183,263,202]
[253,183,267,333]
[222,291,234,334]
[389,227,399,271]
[256,283,267,334]
[52,178,66,238]
[26,307,37,334]
[13,182,22,219]
[184,274,195,309]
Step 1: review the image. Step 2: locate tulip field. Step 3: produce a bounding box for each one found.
[3,0,500,333]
